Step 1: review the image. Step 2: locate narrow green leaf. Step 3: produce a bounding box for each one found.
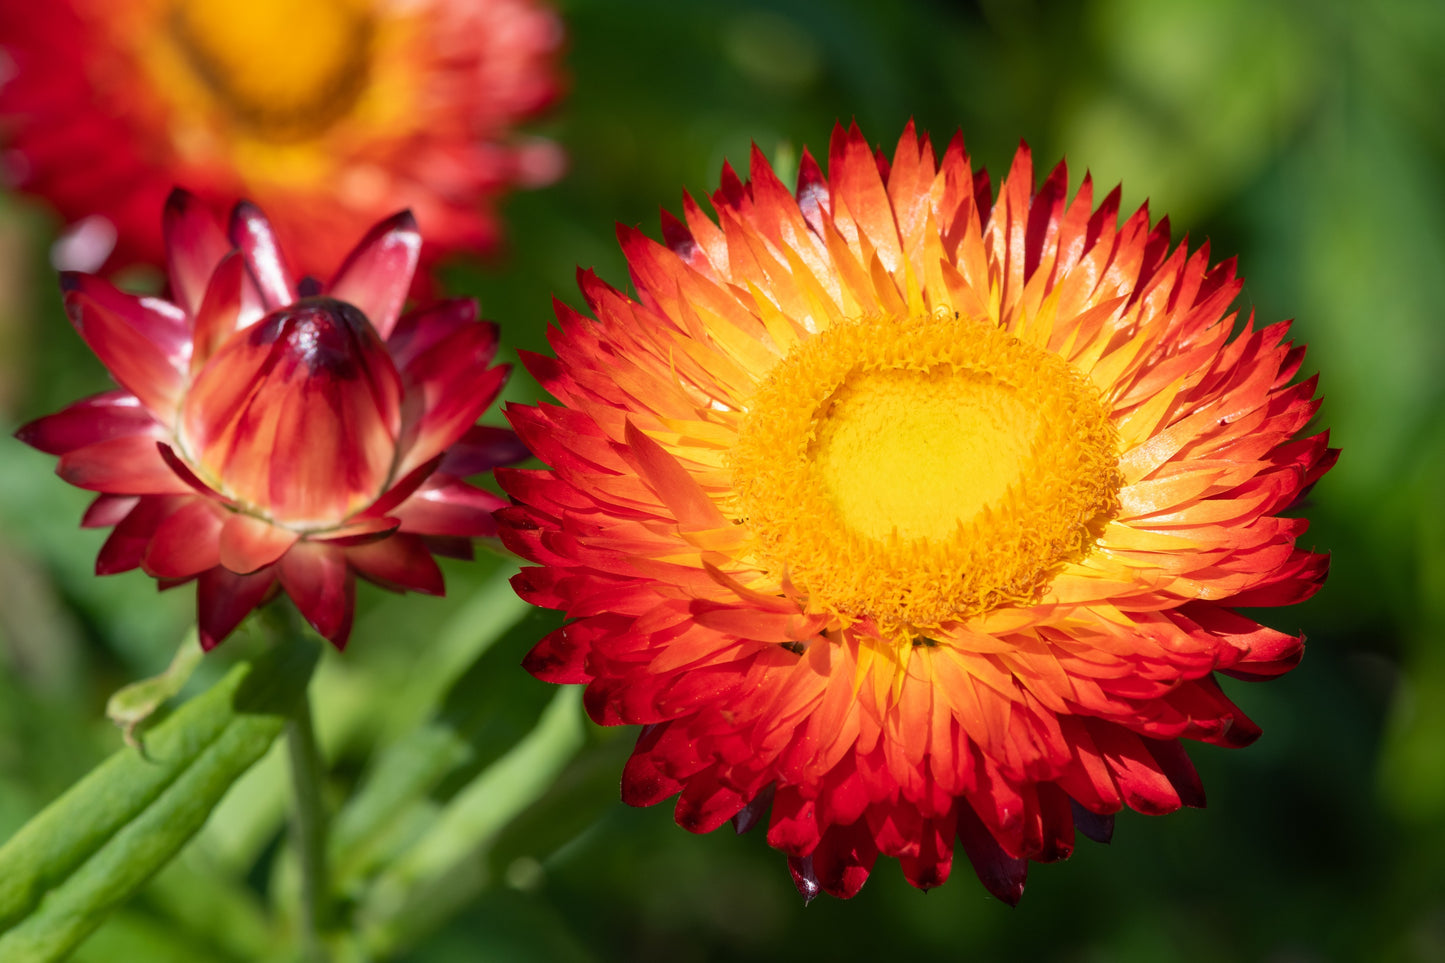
[360,687,586,956]
[330,606,560,885]
[0,635,318,961]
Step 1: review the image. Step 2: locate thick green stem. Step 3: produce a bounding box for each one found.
[283,631,330,962]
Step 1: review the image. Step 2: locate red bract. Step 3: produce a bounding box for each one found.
[17,190,526,650]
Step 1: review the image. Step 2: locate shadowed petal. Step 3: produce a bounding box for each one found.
[787,855,821,905]
[327,210,421,339]
[198,567,277,650]
[386,298,479,369]
[392,475,503,537]
[438,424,530,476]
[346,533,445,595]
[82,494,139,529]
[395,322,507,477]
[957,803,1027,906]
[279,541,356,649]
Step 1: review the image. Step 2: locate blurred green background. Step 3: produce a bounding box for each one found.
[2,0,1443,960]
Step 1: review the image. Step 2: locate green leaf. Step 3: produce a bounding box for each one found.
[330,605,561,886]
[0,634,319,962]
[359,686,586,957]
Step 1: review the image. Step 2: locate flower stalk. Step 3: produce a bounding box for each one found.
[280,617,332,962]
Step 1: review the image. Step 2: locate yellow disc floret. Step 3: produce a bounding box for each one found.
[169,0,373,141]
[729,311,1121,636]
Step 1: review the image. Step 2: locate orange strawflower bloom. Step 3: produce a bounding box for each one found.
[17,190,524,650]
[496,123,1335,901]
[0,0,563,276]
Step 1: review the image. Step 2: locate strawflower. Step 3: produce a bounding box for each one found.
[0,0,564,277]
[17,190,525,650]
[496,123,1335,901]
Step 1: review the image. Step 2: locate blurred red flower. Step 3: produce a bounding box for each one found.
[0,0,564,277]
[496,123,1336,901]
[17,190,526,650]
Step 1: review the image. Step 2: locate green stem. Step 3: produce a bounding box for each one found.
[284,635,330,961]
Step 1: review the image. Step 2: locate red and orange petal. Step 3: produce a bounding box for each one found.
[17,189,525,650]
[0,0,564,278]
[496,123,1335,902]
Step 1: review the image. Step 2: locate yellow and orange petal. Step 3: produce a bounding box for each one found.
[17,190,526,650]
[0,0,564,277]
[495,123,1335,901]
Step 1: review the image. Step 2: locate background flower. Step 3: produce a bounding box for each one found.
[497,122,1333,901]
[0,0,564,278]
[16,191,524,649]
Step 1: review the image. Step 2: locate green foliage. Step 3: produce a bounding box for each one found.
[2,0,1444,960]
[0,635,318,961]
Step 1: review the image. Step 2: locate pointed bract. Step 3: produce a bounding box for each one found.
[495,124,1335,900]
[18,192,525,650]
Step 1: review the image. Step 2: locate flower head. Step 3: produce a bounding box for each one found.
[496,124,1335,901]
[0,0,564,277]
[17,190,525,650]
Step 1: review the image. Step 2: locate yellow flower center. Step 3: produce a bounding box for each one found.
[169,0,373,141]
[729,312,1121,635]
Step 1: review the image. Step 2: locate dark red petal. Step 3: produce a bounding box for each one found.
[957,802,1027,906]
[219,513,300,574]
[327,210,420,339]
[522,621,593,684]
[1069,799,1115,844]
[787,854,821,905]
[142,499,225,579]
[230,201,296,309]
[197,566,277,650]
[438,424,531,476]
[81,494,138,529]
[810,820,879,899]
[1142,738,1207,808]
[898,811,957,891]
[732,783,775,835]
[674,768,748,834]
[395,323,507,476]
[164,188,233,317]
[344,533,444,595]
[15,390,158,456]
[386,299,480,370]
[392,476,503,537]
[620,725,684,806]
[58,435,193,495]
[96,496,180,575]
[278,542,356,650]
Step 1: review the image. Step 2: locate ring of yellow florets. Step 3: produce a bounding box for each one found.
[728,312,1121,637]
